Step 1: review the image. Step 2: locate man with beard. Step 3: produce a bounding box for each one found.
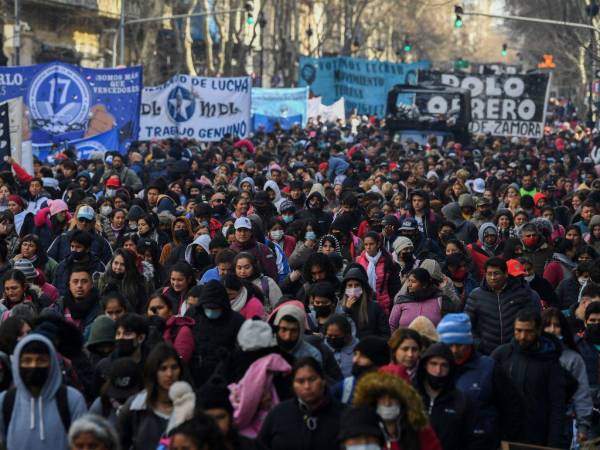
[492,309,566,448]
[472,197,494,229]
[210,192,231,224]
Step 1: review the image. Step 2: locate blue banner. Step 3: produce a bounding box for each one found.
[0,62,142,151]
[33,127,120,163]
[251,87,308,132]
[298,56,431,116]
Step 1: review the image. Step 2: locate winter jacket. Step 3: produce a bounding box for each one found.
[163,316,195,363]
[48,228,113,265]
[543,252,576,289]
[465,277,538,355]
[250,276,282,313]
[230,238,278,282]
[577,336,600,407]
[389,285,454,333]
[264,180,285,213]
[51,289,102,338]
[491,335,566,447]
[527,274,559,308]
[53,253,106,297]
[101,166,143,192]
[230,288,266,320]
[343,300,390,339]
[96,269,152,314]
[117,390,169,450]
[33,207,71,251]
[356,251,400,316]
[467,224,502,279]
[558,345,593,435]
[324,336,358,378]
[228,353,292,438]
[0,334,87,450]
[523,242,554,277]
[258,393,345,450]
[441,202,478,244]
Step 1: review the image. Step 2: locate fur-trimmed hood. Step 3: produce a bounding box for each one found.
[352,371,430,431]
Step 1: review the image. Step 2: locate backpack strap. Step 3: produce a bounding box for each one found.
[2,387,16,431]
[341,377,354,404]
[55,385,71,432]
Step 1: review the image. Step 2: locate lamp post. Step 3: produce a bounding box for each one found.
[258,11,266,87]
[306,25,313,56]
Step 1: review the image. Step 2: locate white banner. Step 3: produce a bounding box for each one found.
[139,75,251,141]
[308,97,345,123]
[2,97,32,174]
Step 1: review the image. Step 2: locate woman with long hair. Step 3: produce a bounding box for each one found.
[234,252,282,312]
[13,234,57,282]
[117,343,185,450]
[222,273,266,320]
[356,231,401,315]
[388,328,424,380]
[162,262,197,315]
[96,248,152,314]
[0,269,49,320]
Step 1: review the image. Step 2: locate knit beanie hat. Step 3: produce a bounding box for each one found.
[7,195,25,210]
[437,313,473,345]
[198,280,228,309]
[196,382,233,414]
[419,259,443,283]
[49,199,68,216]
[13,259,37,280]
[167,381,196,433]
[409,316,439,343]
[354,336,390,367]
[86,315,116,349]
[392,236,414,255]
[236,319,276,351]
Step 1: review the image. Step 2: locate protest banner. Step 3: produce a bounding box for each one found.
[0,62,142,155]
[33,127,119,163]
[308,97,345,123]
[139,75,251,141]
[421,71,551,138]
[251,87,308,131]
[298,56,431,116]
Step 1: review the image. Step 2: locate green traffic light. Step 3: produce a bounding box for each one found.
[247,16,254,25]
[501,49,507,56]
[404,44,412,52]
[454,18,463,28]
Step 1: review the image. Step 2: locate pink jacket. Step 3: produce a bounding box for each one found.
[240,296,266,320]
[388,296,442,332]
[228,353,291,437]
[163,316,195,363]
[356,252,392,315]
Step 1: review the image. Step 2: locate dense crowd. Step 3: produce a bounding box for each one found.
[0,103,599,450]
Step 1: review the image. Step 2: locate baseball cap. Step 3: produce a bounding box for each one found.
[77,205,96,221]
[506,259,527,277]
[399,217,418,231]
[234,217,252,230]
[105,175,121,188]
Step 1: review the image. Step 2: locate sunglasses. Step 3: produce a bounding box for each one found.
[78,217,93,223]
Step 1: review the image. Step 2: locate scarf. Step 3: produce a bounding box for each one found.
[230,287,248,312]
[365,251,381,292]
[64,289,98,320]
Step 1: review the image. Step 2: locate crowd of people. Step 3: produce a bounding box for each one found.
[0,104,599,449]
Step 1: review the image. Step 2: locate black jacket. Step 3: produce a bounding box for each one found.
[556,276,582,310]
[258,394,345,450]
[343,300,390,339]
[491,334,566,447]
[464,276,536,355]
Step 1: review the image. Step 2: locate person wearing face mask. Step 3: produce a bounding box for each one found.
[520,222,554,277]
[33,199,71,252]
[323,315,358,378]
[557,261,592,310]
[577,301,600,438]
[515,257,558,308]
[393,237,418,284]
[0,335,87,450]
[159,217,194,268]
[414,342,477,450]
[331,336,389,404]
[491,309,566,448]
[443,253,478,309]
[267,216,296,258]
[84,315,116,366]
[102,175,121,199]
[186,280,244,386]
[100,152,143,193]
[297,184,333,236]
[306,281,342,334]
[352,372,442,450]
[466,222,502,280]
[184,234,213,280]
[440,202,478,245]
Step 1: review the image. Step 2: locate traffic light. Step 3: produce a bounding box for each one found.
[245,1,254,25]
[455,58,469,70]
[501,43,508,57]
[454,5,463,28]
[403,37,412,52]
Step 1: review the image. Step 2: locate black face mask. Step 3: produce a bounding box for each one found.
[351,363,373,378]
[314,305,333,318]
[426,372,451,390]
[586,324,600,344]
[70,250,86,261]
[277,336,297,352]
[174,230,189,241]
[194,251,212,269]
[115,338,137,357]
[327,336,346,350]
[213,205,227,215]
[20,367,49,390]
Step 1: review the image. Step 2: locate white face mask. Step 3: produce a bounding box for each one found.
[524,274,534,282]
[578,277,589,285]
[106,188,116,198]
[346,445,381,450]
[100,206,112,216]
[377,404,401,421]
[270,230,284,241]
[345,287,362,298]
[222,226,230,237]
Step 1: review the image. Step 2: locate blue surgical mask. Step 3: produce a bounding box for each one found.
[204,308,223,319]
[305,231,317,241]
[282,215,294,223]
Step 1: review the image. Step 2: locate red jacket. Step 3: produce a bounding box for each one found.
[357,251,393,315]
[163,316,195,363]
[467,241,492,279]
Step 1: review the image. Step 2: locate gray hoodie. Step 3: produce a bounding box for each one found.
[0,334,87,450]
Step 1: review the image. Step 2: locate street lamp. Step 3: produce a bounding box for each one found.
[258,11,266,87]
[306,26,313,56]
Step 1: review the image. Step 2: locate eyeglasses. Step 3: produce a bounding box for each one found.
[78,217,93,223]
[212,198,225,204]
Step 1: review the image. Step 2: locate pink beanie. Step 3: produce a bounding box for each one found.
[49,199,68,216]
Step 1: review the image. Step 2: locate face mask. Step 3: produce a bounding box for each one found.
[197,220,208,228]
[129,224,138,231]
[346,445,381,450]
[174,229,189,241]
[314,305,332,318]
[270,230,284,241]
[351,363,373,378]
[524,274,534,282]
[450,268,467,281]
[19,367,49,390]
[106,188,116,198]
[400,251,413,261]
[578,277,589,285]
[277,336,297,351]
[305,231,317,241]
[376,404,401,421]
[345,287,363,298]
[100,206,112,216]
[214,205,227,214]
[522,236,539,248]
[282,215,294,224]
[70,250,85,261]
[586,324,600,344]
[425,372,450,390]
[327,336,345,350]
[204,308,223,320]
[222,226,230,237]
[115,338,137,356]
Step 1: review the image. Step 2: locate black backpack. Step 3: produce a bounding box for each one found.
[2,385,71,432]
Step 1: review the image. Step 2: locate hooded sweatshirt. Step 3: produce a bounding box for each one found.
[271,302,322,363]
[0,334,87,450]
[264,180,285,213]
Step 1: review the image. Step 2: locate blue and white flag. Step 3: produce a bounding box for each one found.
[33,127,120,163]
[0,62,142,151]
[251,87,308,131]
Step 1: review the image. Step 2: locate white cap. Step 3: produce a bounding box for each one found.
[472,178,485,194]
[234,217,252,230]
